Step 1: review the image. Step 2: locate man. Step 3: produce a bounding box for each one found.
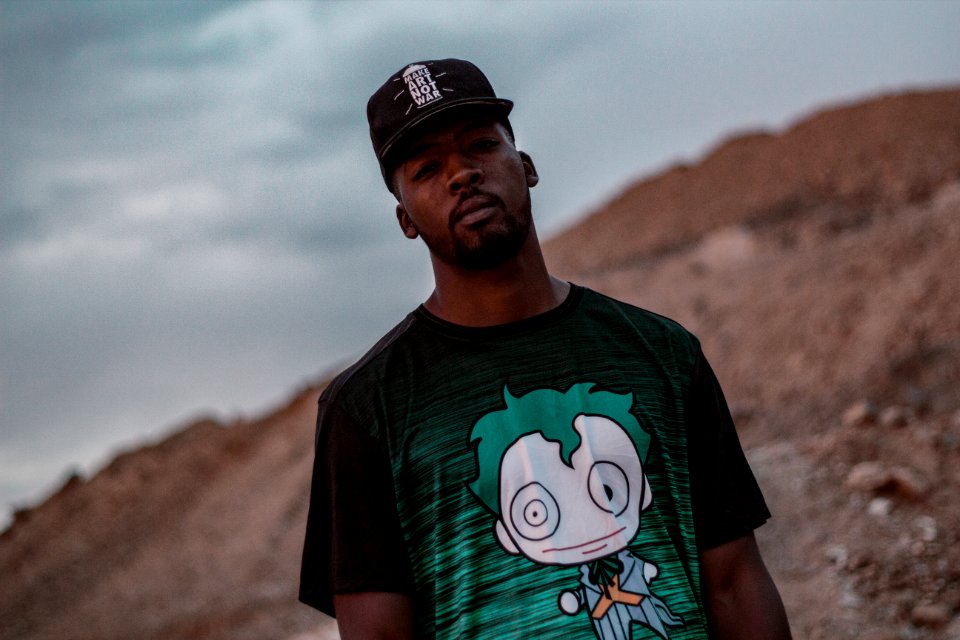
[300,58,792,639]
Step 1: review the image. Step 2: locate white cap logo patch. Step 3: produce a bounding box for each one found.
[402,64,443,110]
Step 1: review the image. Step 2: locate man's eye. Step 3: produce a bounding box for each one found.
[471,138,498,151]
[412,162,437,181]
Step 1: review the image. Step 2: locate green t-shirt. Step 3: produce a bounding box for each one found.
[300,285,769,639]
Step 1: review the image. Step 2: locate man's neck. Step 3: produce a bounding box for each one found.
[424,232,570,327]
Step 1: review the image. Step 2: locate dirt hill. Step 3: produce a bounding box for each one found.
[2,88,959,640]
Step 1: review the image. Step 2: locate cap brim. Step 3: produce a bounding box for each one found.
[378,97,514,163]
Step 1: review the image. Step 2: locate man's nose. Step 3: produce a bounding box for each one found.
[448,156,483,192]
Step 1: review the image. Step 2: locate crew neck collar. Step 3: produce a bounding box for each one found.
[413,283,583,340]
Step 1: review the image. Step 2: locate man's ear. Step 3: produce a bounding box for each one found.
[519,151,539,188]
[396,204,419,239]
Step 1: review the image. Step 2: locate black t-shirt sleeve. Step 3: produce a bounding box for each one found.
[298,396,414,616]
[687,349,771,550]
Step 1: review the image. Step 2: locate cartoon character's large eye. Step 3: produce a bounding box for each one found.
[588,461,630,516]
[509,482,560,541]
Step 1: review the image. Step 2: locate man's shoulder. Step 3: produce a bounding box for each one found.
[580,287,700,347]
[319,312,419,405]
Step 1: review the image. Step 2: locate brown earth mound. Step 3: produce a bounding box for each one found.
[2,88,959,640]
[545,88,960,275]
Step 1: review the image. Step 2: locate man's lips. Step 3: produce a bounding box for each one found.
[452,193,500,226]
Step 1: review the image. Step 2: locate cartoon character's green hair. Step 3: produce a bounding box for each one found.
[467,383,650,516]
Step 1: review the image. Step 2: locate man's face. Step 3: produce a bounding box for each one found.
[494,415,652,566]
[391,113,538,270]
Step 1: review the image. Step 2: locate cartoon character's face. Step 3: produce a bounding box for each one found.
[494,414,652,566]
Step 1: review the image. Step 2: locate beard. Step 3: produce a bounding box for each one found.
[447,188,533,270]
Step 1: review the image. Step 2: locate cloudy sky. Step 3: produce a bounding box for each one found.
[1,0,958,527]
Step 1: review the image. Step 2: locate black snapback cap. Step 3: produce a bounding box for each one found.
[367,58,514,188]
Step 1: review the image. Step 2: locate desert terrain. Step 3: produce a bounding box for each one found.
[2,88,958,640]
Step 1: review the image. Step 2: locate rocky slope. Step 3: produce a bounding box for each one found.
[2,88,959,640]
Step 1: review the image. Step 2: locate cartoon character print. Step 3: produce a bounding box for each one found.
[467,383,683,640]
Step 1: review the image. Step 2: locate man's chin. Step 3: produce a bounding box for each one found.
[453,222,531,270]
[455,238,526,270]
